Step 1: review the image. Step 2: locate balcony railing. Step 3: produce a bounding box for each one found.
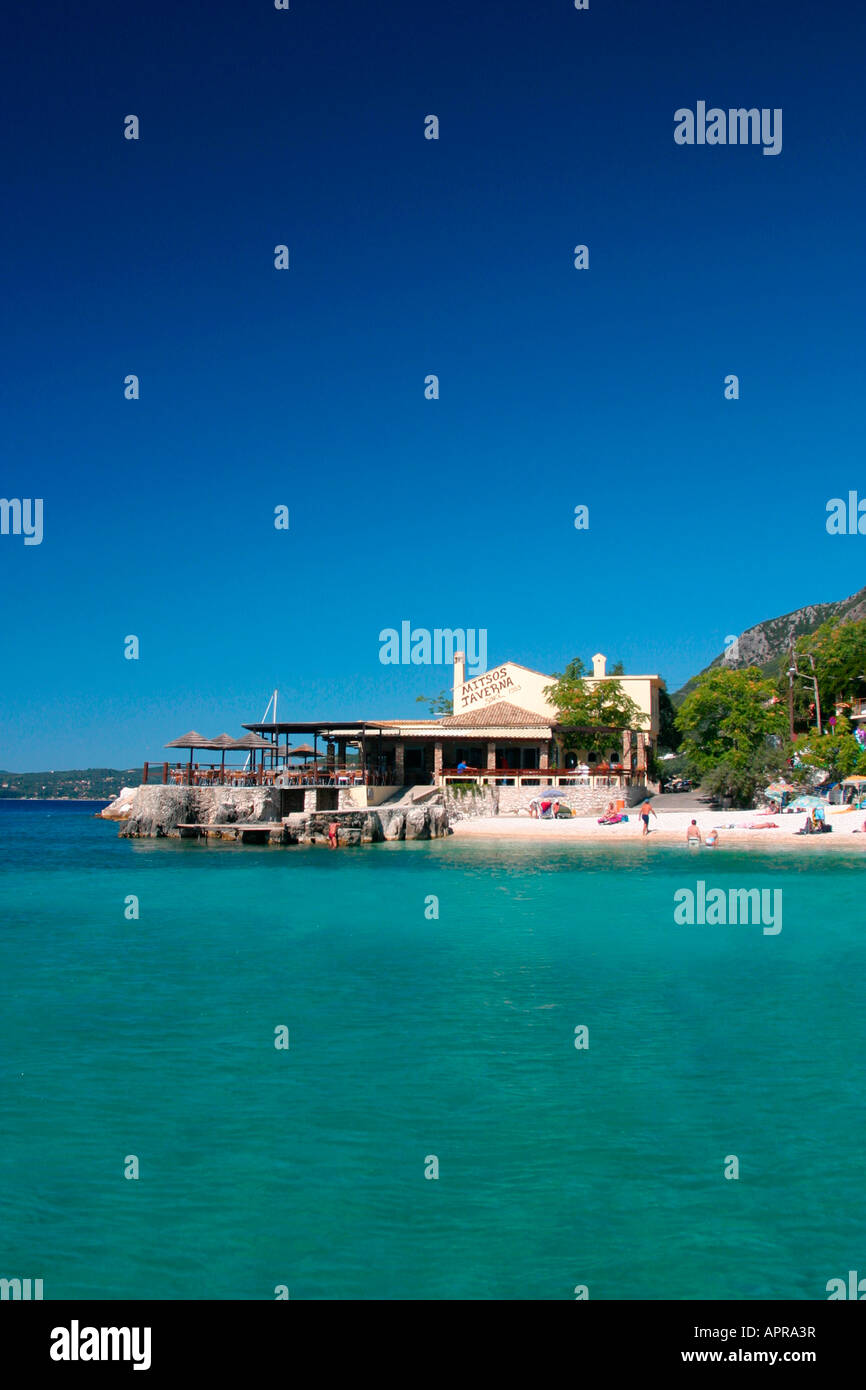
[142,762,394,787]
[440,767,641,788]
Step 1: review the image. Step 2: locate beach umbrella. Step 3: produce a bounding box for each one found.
[290,744,318,759]
[841,775,866,786]
[785,794,826,813]
[765,779,797,809]
[165,730,212,782]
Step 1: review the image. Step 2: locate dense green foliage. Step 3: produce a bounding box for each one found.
[545,662,641,753]
[657,688,682,752]
[793,716,866,782]
[675,668,788,804]
[676,668,787,772]
[792,618,866,723]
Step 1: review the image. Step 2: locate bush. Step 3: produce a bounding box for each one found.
[700,752,797,808]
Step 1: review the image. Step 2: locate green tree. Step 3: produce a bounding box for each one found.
[699,748,791,808]
[794,715,866,782]
[544,664,641,753]
[675,667,786,777]
[657,687,681,752]
[561,657,587,680]
[796,619,866,714]
[415,689,453,716]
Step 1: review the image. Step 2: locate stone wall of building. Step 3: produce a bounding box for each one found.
[443,783,501,820]
[444,781,646,819]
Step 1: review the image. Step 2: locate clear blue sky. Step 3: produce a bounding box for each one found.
[2,0,864,769]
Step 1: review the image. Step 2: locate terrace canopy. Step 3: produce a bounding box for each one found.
[243,721,387,772]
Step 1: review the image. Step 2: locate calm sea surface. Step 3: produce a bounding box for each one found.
[0,804,863,1300]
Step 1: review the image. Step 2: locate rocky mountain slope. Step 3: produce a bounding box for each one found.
[675,584,866,701]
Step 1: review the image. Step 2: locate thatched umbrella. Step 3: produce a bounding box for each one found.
[230,731,272,774]
[208,733,239,783]
[165,730,212,784]
[287,743,322,775]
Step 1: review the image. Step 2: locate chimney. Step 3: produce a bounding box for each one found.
[592,653,607,678]
[454,651,465,700]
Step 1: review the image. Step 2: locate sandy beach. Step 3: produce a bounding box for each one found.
[451,805,866,849]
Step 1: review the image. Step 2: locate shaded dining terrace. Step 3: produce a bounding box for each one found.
[142,722,397,787]
[141,716,651,793]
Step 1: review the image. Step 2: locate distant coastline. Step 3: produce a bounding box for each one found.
[0,769,140,801]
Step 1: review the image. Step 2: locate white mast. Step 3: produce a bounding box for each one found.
[245,689,277,771]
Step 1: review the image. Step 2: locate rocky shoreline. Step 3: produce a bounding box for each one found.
[103,785,451,844]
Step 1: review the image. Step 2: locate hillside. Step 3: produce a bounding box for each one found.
[0,769,142,800]
[674,583,866,703]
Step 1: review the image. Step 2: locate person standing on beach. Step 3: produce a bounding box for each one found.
[639,799,657,836]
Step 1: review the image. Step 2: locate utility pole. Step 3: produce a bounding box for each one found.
[809,656,823,735]
[789,650,823,735]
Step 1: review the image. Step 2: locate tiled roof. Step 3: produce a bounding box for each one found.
[438,701,551,728]
[372,719,440,726]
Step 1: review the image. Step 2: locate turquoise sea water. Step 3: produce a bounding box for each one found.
[0,805,863,1301]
